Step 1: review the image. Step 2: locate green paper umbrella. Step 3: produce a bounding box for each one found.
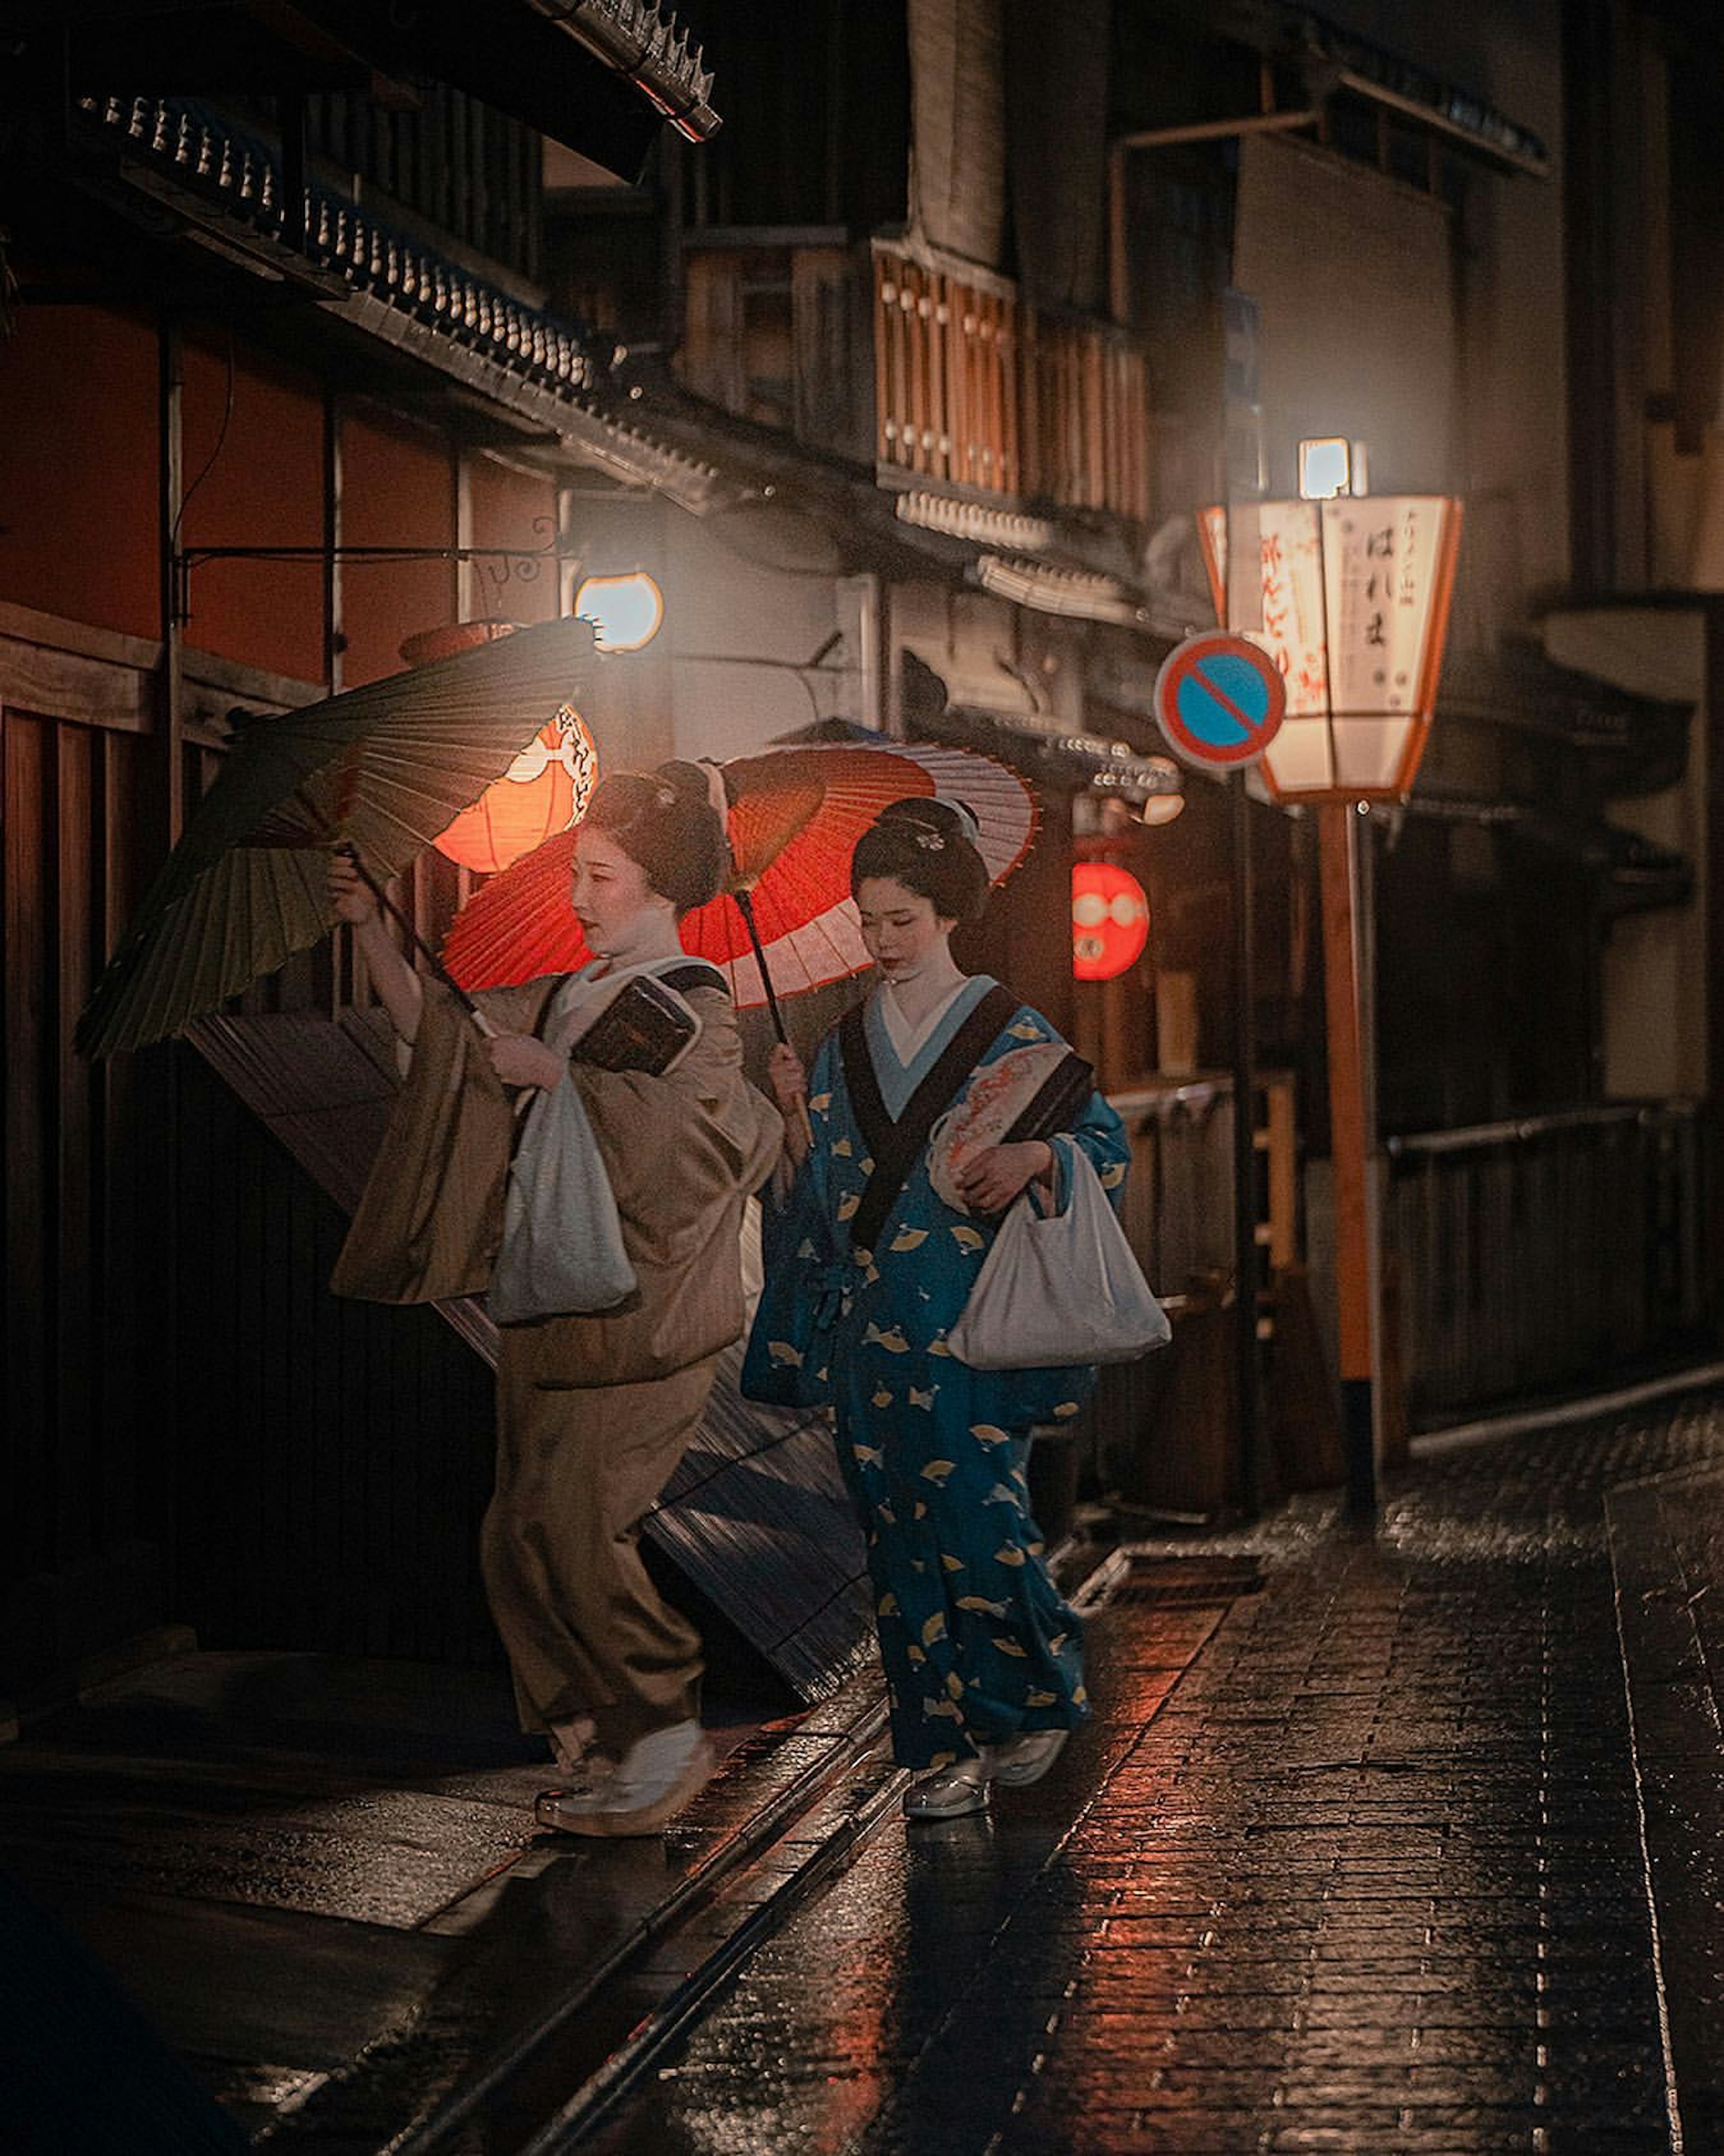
[76,614,596,1057]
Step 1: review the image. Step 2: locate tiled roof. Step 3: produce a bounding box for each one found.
[77,93,719,505]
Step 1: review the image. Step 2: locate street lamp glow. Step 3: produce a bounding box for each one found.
[575,571,664,653]
[1196,474,1465,1520]
[1297,436,1361,501]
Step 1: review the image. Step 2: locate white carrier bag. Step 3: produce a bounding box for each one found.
[948,1135,1170,1369]
[489,1073,636,1324]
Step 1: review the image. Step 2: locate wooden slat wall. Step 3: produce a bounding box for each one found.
[303,87,542,284]
[169,1045,501,1665]
[4,704,174,1688]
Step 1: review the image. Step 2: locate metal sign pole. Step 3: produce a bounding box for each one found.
[1229,770,1262,1522]
[1151,625,1284,1526]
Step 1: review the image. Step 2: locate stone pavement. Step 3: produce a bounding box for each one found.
[581,1385,1724,2155]
[4,1384,1724,2152]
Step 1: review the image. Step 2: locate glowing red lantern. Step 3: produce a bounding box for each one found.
[1072,862,1149,982]
[432,702,598,873]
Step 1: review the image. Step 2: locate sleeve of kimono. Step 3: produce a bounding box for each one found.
[758,1031,840,1274]
[1066,1085,1131,1207]
[743,1032,844,1402]
[1009,1002,1131,1206]
[330,975,521,1302]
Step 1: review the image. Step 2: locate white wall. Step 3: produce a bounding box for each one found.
[661,507,859,764]
[1230,0,1569,653]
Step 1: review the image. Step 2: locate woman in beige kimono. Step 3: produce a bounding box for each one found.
[328,764,782,1836]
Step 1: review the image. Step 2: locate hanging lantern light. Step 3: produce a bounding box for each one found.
[396,621,598,875]
[432,702,598,873]
[575,570,664,653]
[1197,493,1462,803]
[1072,861,1149,982]
[1198,459,1465,1518]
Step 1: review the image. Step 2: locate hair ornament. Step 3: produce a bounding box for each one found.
[941,797,982,845]
[915,829,945,850]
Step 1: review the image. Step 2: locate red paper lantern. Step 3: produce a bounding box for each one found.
[433,703,598,873]
[1072,862,1148,982]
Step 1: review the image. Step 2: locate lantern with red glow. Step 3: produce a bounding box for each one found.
[395,621,598,875]
[432,702,598,872]
[1072,862,1149,982]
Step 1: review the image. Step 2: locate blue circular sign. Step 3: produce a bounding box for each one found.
[1153,634,1286,770]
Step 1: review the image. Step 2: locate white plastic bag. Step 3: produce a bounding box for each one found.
[489,1075,635,1324]
[948,1138,1170,1369]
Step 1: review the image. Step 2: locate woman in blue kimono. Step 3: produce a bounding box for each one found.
[748,797,1129,1819]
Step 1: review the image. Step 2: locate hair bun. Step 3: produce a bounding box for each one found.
[656,758,708,805]
[877,796,977,848]
[853,794,989,923]
[585,763,730,914]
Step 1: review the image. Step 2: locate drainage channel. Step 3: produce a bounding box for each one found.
[391,1685,893,2154]
[488,1542,1138,2156]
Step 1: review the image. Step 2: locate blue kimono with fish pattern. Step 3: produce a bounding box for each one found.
[753,976,1130,1769]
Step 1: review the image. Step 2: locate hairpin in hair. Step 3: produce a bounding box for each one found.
[915,830,945,850]
[939,797,981,844]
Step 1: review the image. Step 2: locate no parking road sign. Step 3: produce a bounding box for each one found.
[1152,632,1286,770]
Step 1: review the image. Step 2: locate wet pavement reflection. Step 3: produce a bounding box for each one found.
[6,1390,1724,2151]
[581,1394,1724,2155]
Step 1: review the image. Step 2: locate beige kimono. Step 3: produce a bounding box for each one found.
[334,972,783,1747]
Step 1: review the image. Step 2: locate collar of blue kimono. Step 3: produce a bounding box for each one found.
[863,974,998,1121]
[840,978,1016,1256]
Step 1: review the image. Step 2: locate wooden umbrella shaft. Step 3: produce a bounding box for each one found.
[731,882,815,1154]
[732,885,788,1045]
[334,843,483,1023]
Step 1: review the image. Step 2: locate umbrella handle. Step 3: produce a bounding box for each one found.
[332,842,491,1031]
[731,886,787,1044]
[732,884,814,1155]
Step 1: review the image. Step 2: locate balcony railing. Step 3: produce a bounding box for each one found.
[676,236,1151,526]
[1385,1100,1710,1423]
[872,243,1149,519]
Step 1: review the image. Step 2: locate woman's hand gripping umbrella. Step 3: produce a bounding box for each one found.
[75,616,595,1059]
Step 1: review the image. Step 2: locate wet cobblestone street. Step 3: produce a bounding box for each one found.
[581,1389,1724,2155]
[7,1385,1724,2152]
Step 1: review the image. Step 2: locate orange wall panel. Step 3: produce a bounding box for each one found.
[0,304,159,642]
[339,408,454,686]
[178,335,324,685]
[466,456,559,625]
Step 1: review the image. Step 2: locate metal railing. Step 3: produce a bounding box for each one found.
[1385,1100,1711,1423]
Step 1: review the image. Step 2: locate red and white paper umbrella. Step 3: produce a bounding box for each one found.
[441,738,1039,1012]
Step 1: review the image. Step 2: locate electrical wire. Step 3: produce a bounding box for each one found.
[170,326,236,553]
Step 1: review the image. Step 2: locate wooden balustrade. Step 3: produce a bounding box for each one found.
[679,238,1151,524]
[872,242,1148,519]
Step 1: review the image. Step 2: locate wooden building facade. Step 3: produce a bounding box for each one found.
[0,4,735,1707]
[7,0,1720,1713]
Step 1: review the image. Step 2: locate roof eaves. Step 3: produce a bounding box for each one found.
[974,554,1152,629]
[74,93,720,508]
[1153,0,1550,177]
[1290,5,1550,175]
[530,0,721,142]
